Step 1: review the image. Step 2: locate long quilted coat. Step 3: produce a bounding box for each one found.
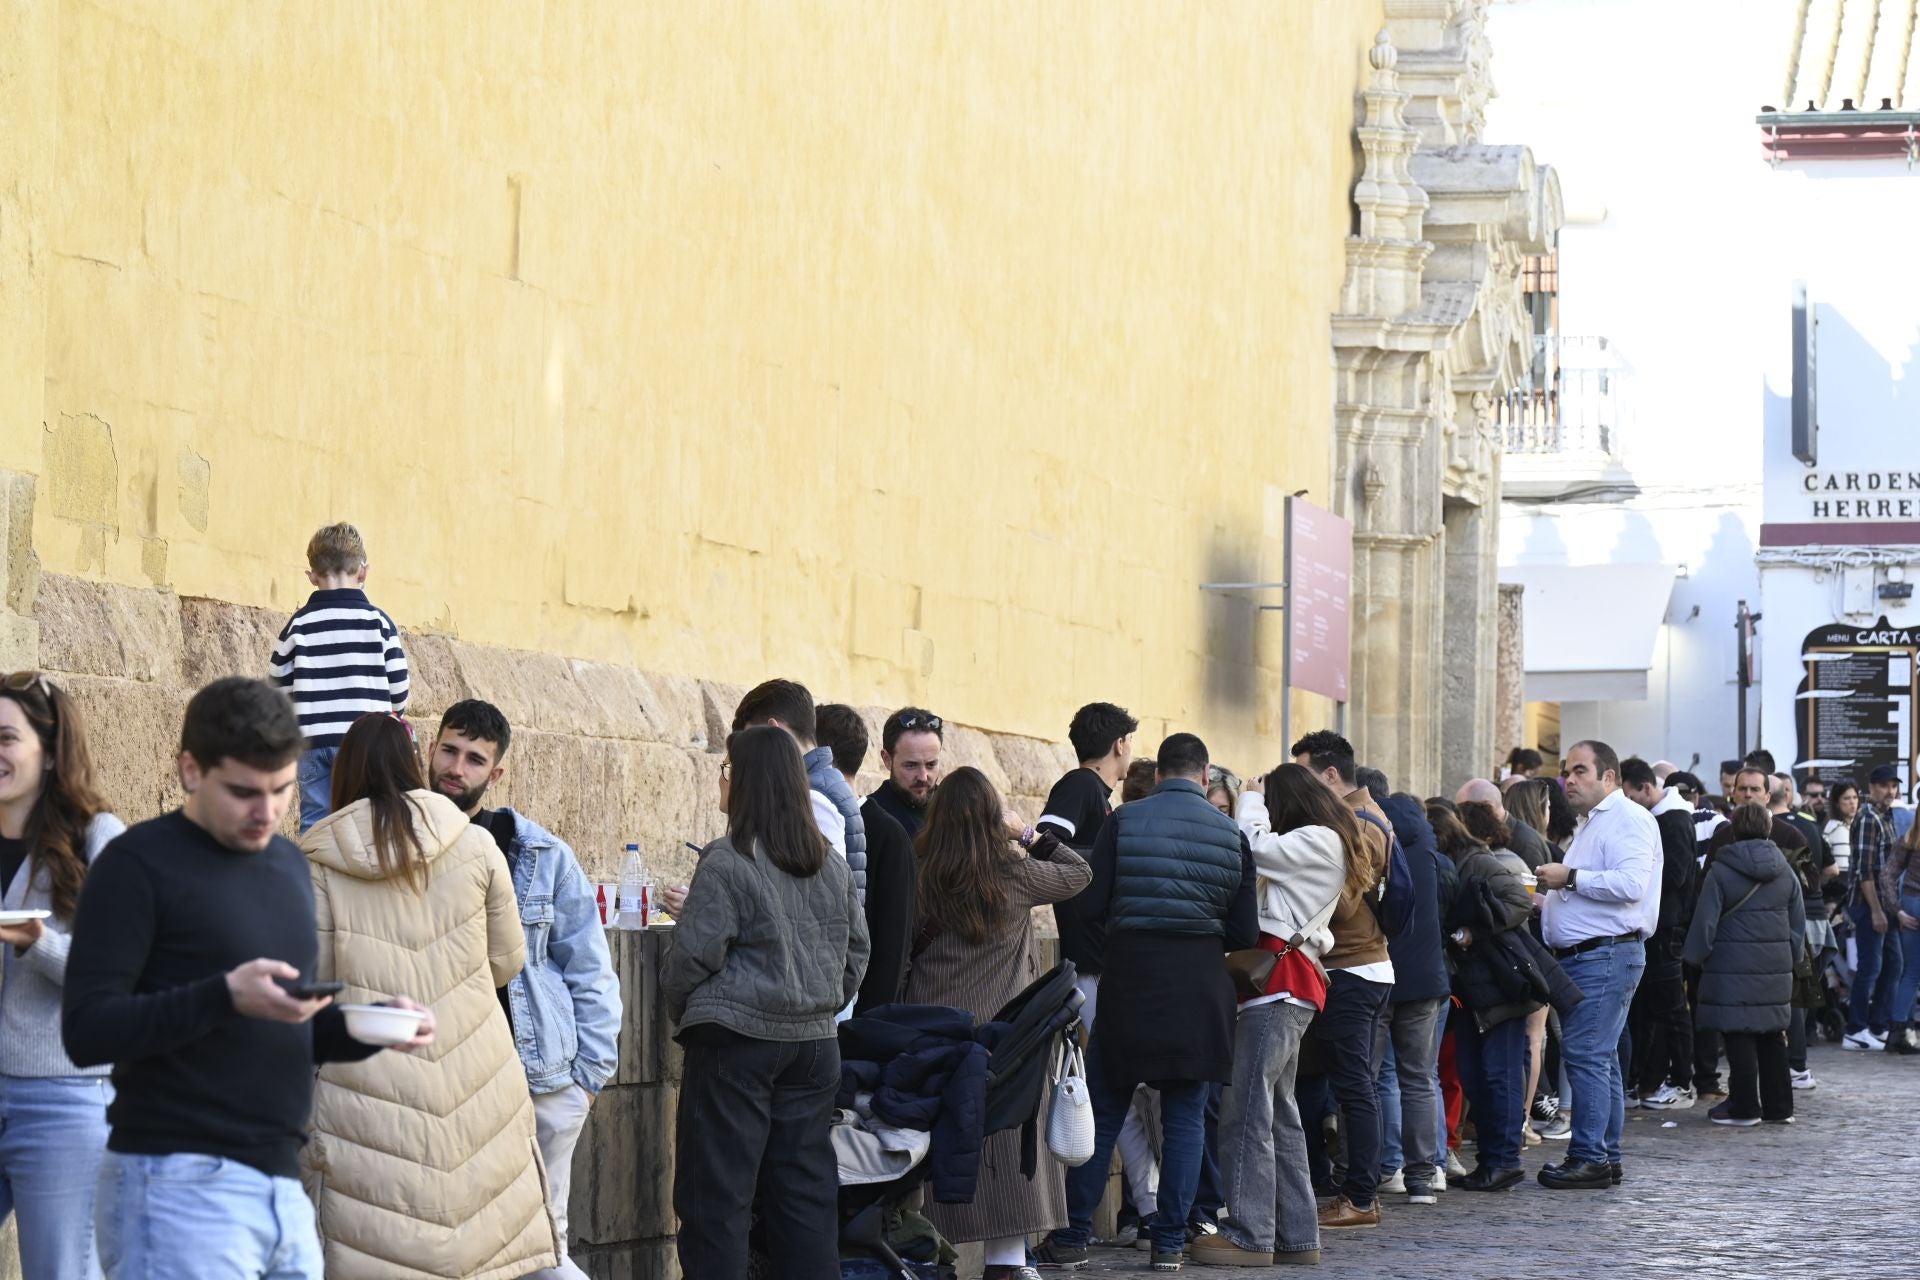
[301,789,558,1279]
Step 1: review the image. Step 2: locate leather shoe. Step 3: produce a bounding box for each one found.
[1316,1195,1381,1228]
[1461,1165,1524,1192]
[1537,1158,1614,1190]
[1609,1162,1623,1185]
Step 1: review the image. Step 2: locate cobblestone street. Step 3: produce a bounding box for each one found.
[1076,1042,1905,1280]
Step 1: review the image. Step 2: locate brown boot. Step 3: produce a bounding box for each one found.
[1188,1234,1273,1267]
[1316,1195,1381,1229]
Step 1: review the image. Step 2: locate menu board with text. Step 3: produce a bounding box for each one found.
[1796,617,1919,797]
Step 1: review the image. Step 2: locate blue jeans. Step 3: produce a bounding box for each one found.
[1190,1082,1223,1226]
[297,747,337,833]
[1557,939,1645,1166]
[1454,1014,1528,1170]
[95,1151,322,1279]
[1055,1032,1209,1255]
[1890,894,1920,1027]
[0,1075,112,1280]
[1315,971,1390,1208]
[1848,901,1905,1034]
[1372,997,1446,1188]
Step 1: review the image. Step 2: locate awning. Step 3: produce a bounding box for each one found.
[1500,563,1678,703]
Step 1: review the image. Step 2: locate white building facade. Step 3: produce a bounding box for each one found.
[1485,0,1920,782]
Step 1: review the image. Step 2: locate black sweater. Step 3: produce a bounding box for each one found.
[62,811,379,1178]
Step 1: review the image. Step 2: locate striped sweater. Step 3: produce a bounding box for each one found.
[269,588,410,748]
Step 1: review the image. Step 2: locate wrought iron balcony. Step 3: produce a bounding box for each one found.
[1497,335,1618,456]
[1499,335,1636,501]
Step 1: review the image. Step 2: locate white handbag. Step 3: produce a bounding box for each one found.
[1046,1035,1095,1167]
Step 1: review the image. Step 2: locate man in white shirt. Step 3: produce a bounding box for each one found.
[1533,740,1659,1190]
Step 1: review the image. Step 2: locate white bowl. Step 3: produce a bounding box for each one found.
[338,1004,426,1047]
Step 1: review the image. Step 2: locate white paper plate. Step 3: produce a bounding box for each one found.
[0,909,51,925]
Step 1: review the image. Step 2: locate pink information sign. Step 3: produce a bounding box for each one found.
[1287,498,1352,703]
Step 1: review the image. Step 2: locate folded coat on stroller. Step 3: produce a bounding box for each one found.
[834,961,1084,1280]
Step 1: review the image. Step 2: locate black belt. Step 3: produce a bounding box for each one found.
[1551,932,1641,960]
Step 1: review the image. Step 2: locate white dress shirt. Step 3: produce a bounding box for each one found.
[1541,787,1661,949]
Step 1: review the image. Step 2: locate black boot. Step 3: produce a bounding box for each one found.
[1893,1023,1920,1056]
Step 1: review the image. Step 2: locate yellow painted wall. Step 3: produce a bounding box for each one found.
[21,0,1382,774]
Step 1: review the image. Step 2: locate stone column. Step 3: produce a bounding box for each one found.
[1495,582,1526,761]
[1440,496,1499,790]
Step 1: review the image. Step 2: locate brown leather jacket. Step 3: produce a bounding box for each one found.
[1324,787,1391,971]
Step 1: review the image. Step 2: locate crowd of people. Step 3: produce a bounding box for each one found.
[0,521,1908,1280]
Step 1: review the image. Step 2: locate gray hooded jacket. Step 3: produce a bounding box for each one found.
[1683,837,1805,1033]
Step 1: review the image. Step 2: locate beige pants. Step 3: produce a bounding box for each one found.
[528,1084,593,1280]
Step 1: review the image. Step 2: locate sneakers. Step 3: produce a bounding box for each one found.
[1790,1069,1818,1091]
[1445,1149,1469,1179]
[1530,1093,1560,1124]
[1134,1224,1155,1252]
[1842,1029,1886,1051]
[1378,1169,1406,1195]
[1185,1222,1220,1246]
[1624,1088,1641,1109]
[1188,1236,1272,1268]
[1522,1124,1542,1146]
[1433,1168,1448,1194]
[1150,1250,1183,1273]
[1033,1239,1088,1270]
[984,1268,1043,1280]
[1539,1114,1572,1141]
[1764,1114,1798,1125]
[1640,1082,1687,1110]
[1317,1195,1381,1229]
[1406,1177,1437,1206]
[1708,1102,1761,1128]
[1892,1025,1920,1056]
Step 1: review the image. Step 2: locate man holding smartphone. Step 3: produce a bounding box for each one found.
[63,678,435,1279]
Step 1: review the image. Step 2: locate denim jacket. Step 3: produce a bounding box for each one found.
[498,809,623,1094]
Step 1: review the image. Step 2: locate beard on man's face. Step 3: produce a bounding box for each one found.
[431,768,490,814]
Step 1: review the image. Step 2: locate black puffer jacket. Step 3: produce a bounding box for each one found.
[1444,847,1539,1030]
[1646,809,1699,984]
[1683,838,1805,1033]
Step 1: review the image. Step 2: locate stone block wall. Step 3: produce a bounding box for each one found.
[32,573,1078,887]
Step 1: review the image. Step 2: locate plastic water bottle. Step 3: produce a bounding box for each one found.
[615,844,651,930]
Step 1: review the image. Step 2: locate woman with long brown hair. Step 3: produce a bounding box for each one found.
[0,672,123,1279]
[301,714,556,1280]
[664,725,869,1280]
[904,766,1090,1280]
[1194,764,1348,1267]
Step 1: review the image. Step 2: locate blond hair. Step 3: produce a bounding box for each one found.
[307,522,368,575]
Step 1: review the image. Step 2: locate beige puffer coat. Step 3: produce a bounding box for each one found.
[302,789,559,1280]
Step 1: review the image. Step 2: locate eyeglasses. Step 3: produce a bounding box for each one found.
[720,760,732,780]
[894,712,942,733]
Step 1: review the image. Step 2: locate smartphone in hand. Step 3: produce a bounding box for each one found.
[277,978,345,1000]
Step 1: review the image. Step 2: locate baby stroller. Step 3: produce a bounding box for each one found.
[836,961,1085,1280]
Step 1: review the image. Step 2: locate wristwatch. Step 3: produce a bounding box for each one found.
[1566,868,1579,893]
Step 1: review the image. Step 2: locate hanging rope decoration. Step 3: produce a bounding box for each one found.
[1785,0,1813,107]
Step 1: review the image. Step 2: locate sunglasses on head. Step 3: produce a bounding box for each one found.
[1,671,53,698]
[895,712,942,732]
